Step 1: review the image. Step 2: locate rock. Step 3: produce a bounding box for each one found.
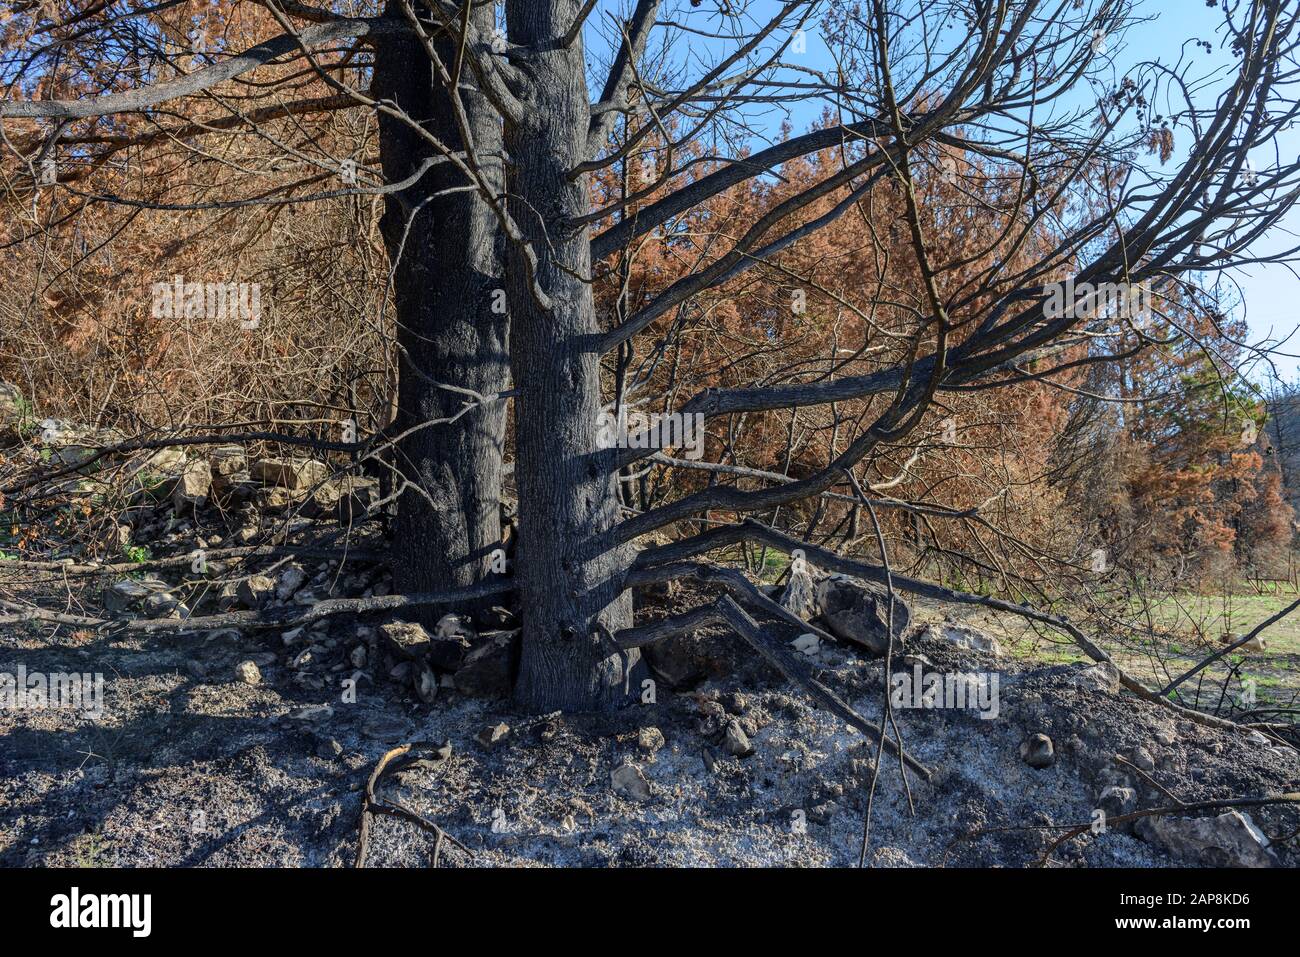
[139,447,186,475]
[349,645,368,668]
[102,578,166,615]
[1130,745,1156,773]
[428,614,476,670]
[1072,660,1121,695]
[1020,733,1055,769]
[779,563,818,620]
[251,457,328,490]
[334,475,379,523]
[790,633,820,656]
[476,722,511,750]
[379,621,431,661]
[642,626,746,688]
[142,591,187,619]
[414,663,438,703]
[170,459,212,513]
[694,699,727,737]
[290,648,313,670]
[315,738,343,760]
[276,564,307,601]
[300,480,343,518]
[847,755,877,789]
[916,621,1001,656]
[208,444,247,479]
[452,631,518,697]
[254,486,300,511]
[637,726,665,753]
[814,576,910,654]
[234,660,262,685]
[236,574,276,607]
[1136,810,1275,867]
[1097,785,1137,830]
[434,614,474,640]
[610,762,652,802]
[475,605,517,630]
[634,577,681,605]
[723,720,754,758]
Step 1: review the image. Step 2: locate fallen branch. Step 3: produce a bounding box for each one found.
[0,579,513,634]
[356,742,470,868]
[0,543,385,579]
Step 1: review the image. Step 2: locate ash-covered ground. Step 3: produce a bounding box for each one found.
[2,556,1297,868]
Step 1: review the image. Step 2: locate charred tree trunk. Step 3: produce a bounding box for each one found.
[504,0,639,712]
[372,2,509,618]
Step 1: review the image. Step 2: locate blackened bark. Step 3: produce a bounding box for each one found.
[372,2,509,617]
[504,0,639,712]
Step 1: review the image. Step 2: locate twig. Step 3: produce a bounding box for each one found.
[356,743,470,868]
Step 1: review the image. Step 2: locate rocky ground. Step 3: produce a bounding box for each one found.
[0,424,1297,867]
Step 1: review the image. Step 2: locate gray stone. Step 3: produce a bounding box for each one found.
[1097,785,1137,831]
[170,459,212,513]
[236,574,276,607]
[234,660,262,685]
[208,444,247,478]
[814,576,910,654]
[102,578,164,615]
[1131,745,1156,772]
[476,722,511,750]
[414,663,438,703]
[916,621,1001,656]
[1073,661,1121,695]
[251,457,328,490]
[637,726,665,753]
[379,621,431,661]
[360,713,410,743]
[276,564,307,601]
[779,563,818,620]
[1020,733,1055,769]
[334,475,379,523]
[143,591,187,619]
[610,762,652,802]
[1136,810,1275,867]
[724,720,754,758]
